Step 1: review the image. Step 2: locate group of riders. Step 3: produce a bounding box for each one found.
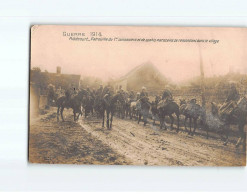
[49,81,243,123]
[49,81,246,149]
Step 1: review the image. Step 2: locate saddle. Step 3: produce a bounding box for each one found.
[157,98,173,109]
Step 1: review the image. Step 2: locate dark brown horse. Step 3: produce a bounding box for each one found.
[82,94,95,118]
[158,100,180,132]
[56,89,88,122]
[101,93,125,129]
[179,99,203,135]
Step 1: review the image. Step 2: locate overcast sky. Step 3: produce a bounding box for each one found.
[31,25,246,83]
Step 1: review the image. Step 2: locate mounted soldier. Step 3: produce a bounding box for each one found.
[155,95,161,105]
[136,92,141,101]
[219,82,240,120]
[162,87,173,102]
[103,84,111,96]
[158,87,173,108]
[96,84,104,97]
[47,84,56,106]
[86,85,92,96]
[117,85,124,93]
[129,90,135,101]
[140,86,148,101]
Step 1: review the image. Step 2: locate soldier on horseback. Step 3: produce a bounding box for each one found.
[162,87,173,101]
[65,88,71,102]
[140,86,148,100]
[117,85,124,94]
[219,82,240,120]
[86,85,92,96]
[47,84,56,106]
[158,87,173,108]
[136,92,141,101]
[129,90,135,101]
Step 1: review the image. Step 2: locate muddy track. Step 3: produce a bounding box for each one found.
[29,110,130,165]
[29,108,246,166]
[80,115,246,166]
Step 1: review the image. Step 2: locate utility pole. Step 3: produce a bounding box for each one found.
[199,45,206,108]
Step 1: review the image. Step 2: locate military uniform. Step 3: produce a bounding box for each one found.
[96,86,103,97]
[162,89,173,100]
[220,84,240,120]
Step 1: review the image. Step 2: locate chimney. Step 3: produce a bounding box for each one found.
[56,66,61,74]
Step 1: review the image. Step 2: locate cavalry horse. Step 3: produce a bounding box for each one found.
[209,97,247,150]
[101,93,125,129]
[179,99,204,136]
[158,100,180,132]
[82,93,95,118]
[56,89,88,122]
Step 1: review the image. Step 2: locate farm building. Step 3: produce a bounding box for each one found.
[114,62,169,94]
[30,66,81,94]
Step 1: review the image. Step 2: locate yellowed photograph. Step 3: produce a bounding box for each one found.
[29,25,247,166]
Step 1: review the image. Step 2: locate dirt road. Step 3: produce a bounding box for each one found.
[29,108,246,166]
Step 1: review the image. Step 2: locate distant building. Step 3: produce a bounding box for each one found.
[30,66,81,94]
[114,62,169,94]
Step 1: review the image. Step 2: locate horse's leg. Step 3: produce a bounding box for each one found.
[176,112,179,132]
[236,123,245,148]
[143,110,147,126]
[163,115,168,130]
[102,110,105,128]
[192,118,197,136]
[223,124,229,146]
[91,106,94,116]
[110,111,113,129]
[107,111,110,129]
[138,113,141,124]
[57,106,60,122]
[206,125,209,139]
[77,109,81,120]
[160,116,163,129]
[61,107,65,122]
[184,116,188,131]
[243,132,246,152]
[189,117,192,135]
[73,109,76,121]
[169,114,174,130]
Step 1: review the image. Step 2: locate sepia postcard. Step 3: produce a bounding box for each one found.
[29,25,247,166]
